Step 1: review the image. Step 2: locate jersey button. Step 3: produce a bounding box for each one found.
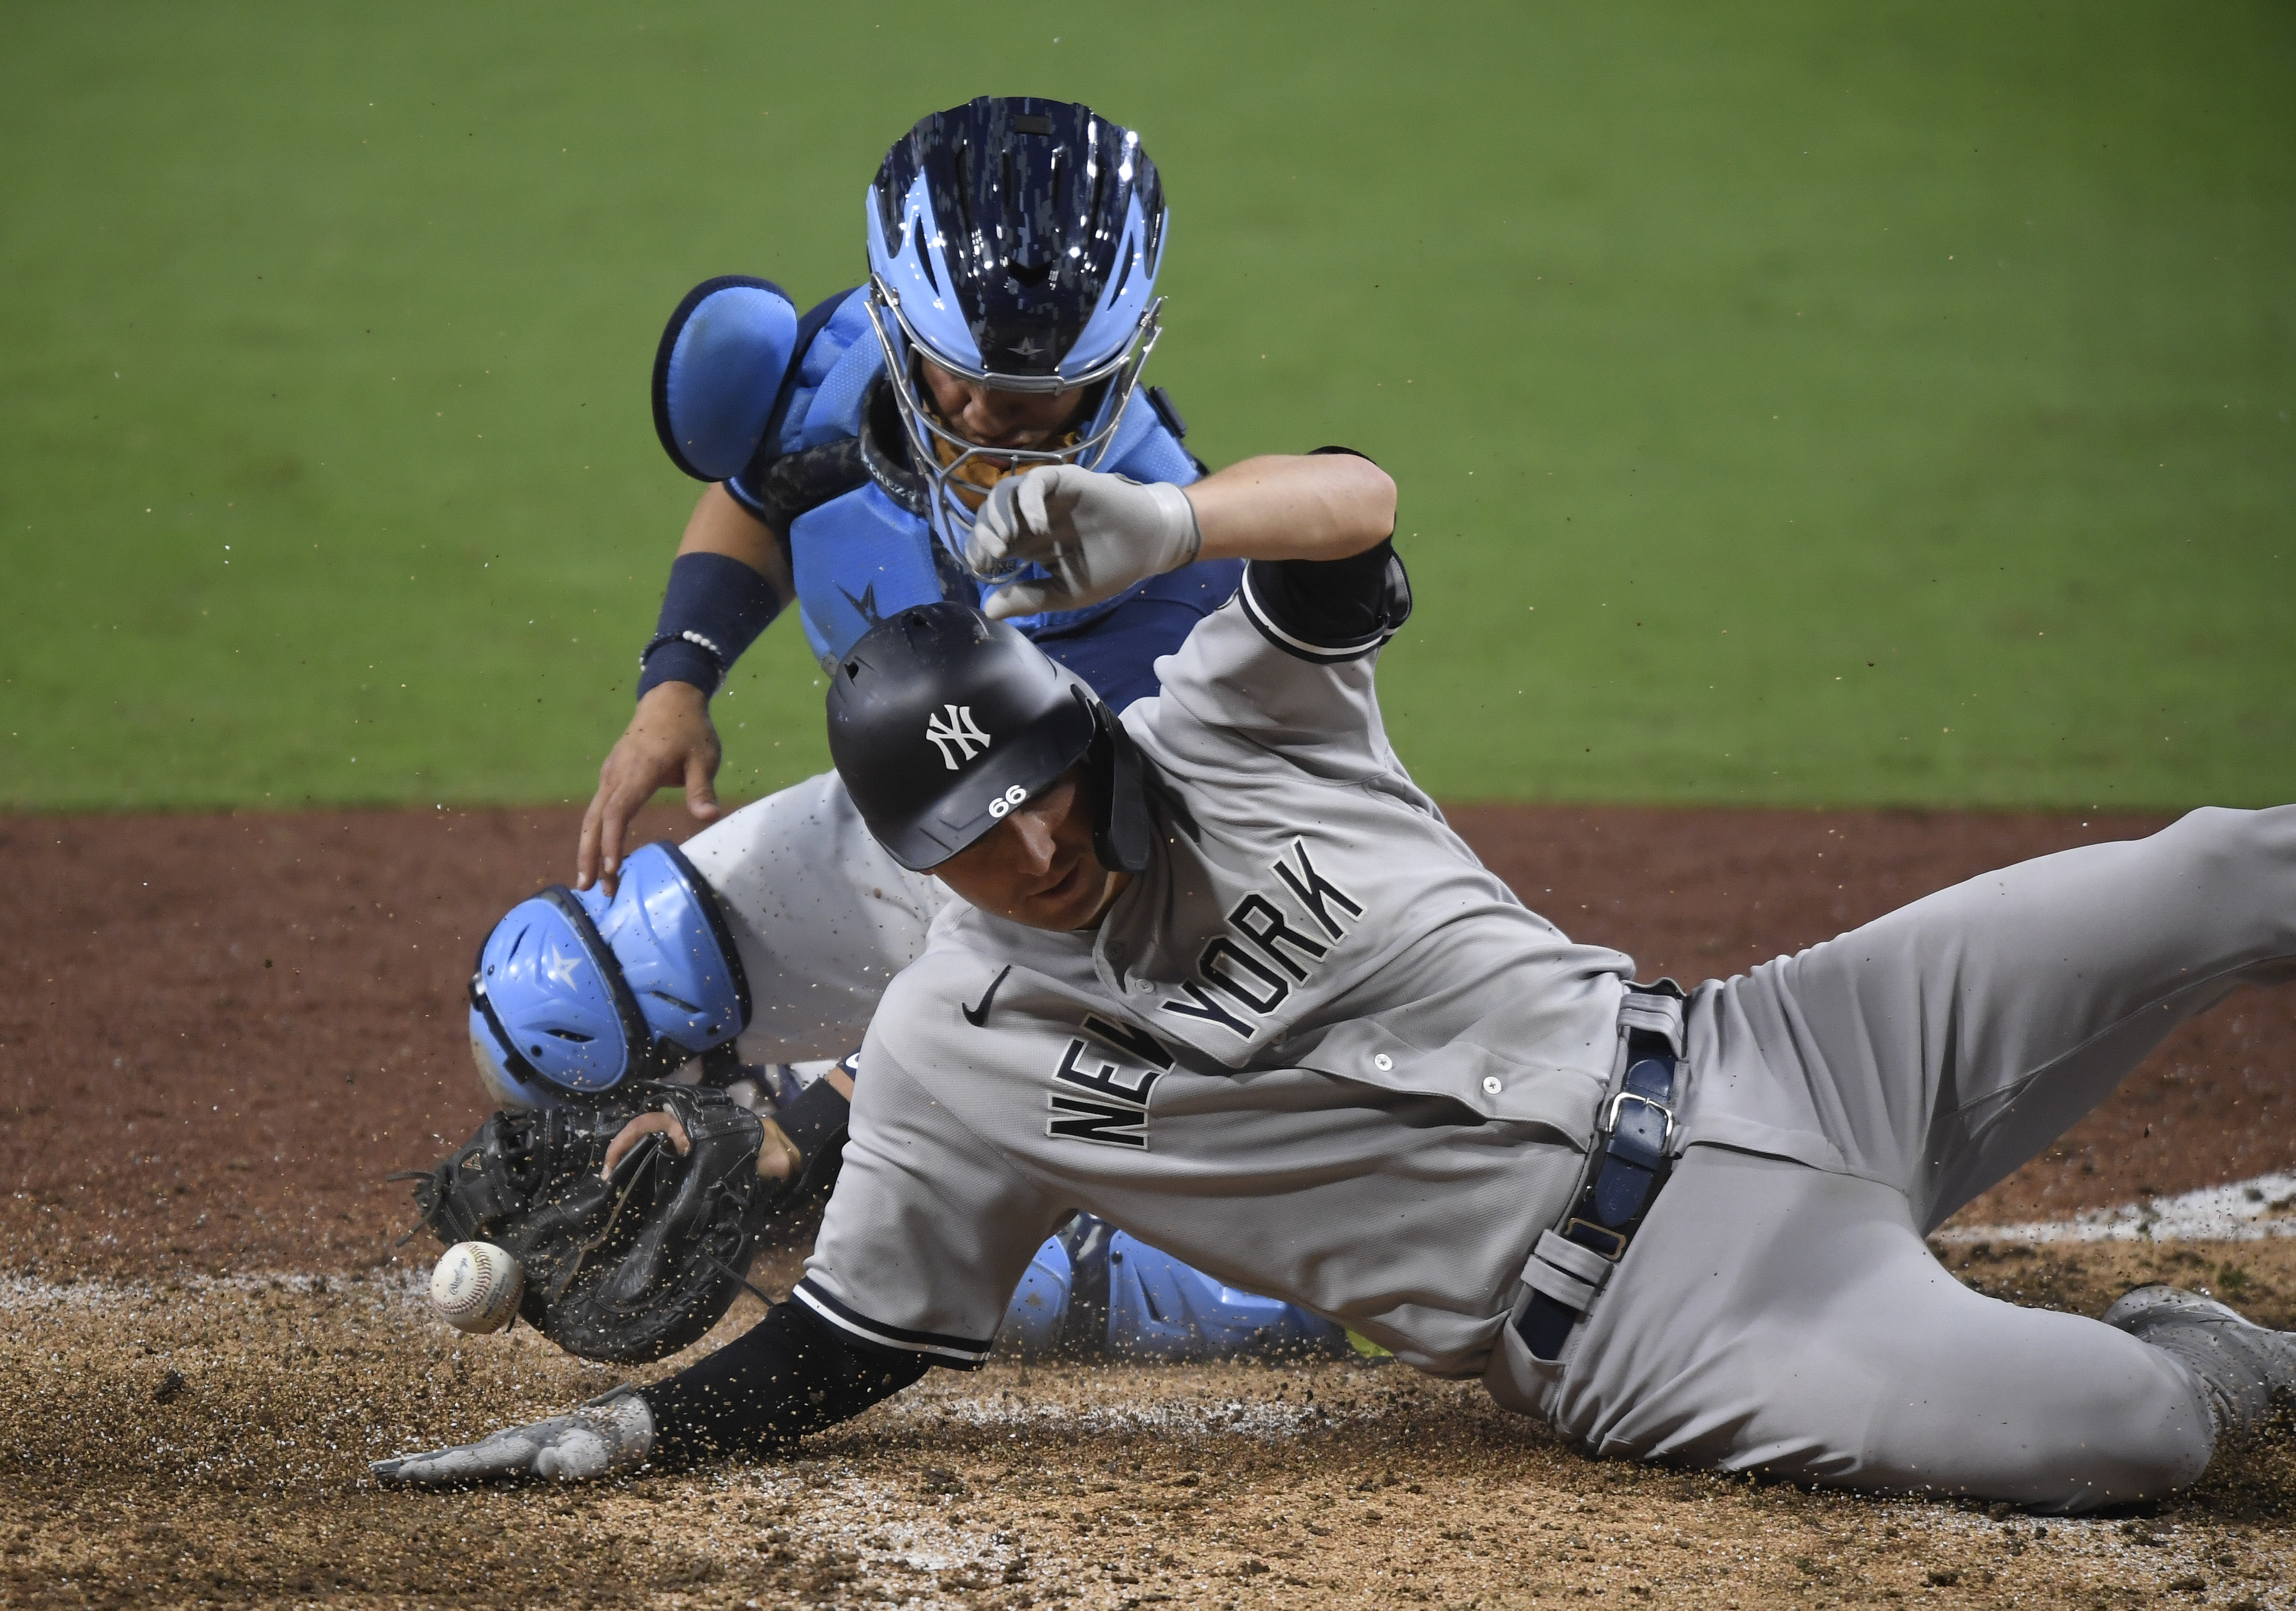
[1482,1075,1503,1095]
[1372,1053,1394,1072]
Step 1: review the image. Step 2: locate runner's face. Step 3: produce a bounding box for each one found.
[917,359,1091,452]
[934,764,1127,931]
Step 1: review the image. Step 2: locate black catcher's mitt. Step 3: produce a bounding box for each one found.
[397,1083,777,1364]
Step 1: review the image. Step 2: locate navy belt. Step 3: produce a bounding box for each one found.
[1513,982,1686,1362]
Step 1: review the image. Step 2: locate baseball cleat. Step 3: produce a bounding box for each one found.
[2101,1283,2296,1438]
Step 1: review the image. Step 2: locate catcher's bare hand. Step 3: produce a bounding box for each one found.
[969,465,1201,619]
[601,1110,691,1179]
[371,1389,655,1487]
[602,1108,806,1184]
[578,682,720,894]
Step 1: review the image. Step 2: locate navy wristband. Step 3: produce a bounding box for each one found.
[635,551,784,701]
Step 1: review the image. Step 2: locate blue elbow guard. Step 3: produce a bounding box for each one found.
[653,275,800,481]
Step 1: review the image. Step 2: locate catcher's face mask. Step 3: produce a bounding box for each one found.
[913,359,1092,511]
[863,281,1160,574]
[863,95,1170,573]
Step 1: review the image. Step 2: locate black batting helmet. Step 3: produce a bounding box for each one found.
[826,603,1158,873]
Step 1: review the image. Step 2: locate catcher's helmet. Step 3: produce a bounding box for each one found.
[468,842,750,1108]
[826,601,1158,873]
[864,95,1168,562]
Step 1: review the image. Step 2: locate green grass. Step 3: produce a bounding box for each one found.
[2,1,2290,813]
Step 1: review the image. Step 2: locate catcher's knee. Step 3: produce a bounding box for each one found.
[1103,1232,1348,1361]
[468,840,750,1108]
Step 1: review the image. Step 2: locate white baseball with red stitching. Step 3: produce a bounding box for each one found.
[430,1241,524,1334]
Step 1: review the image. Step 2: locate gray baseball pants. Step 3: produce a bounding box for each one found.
[1487,805,2296,1511]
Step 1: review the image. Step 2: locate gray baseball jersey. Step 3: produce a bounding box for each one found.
[797,563,1635,1375]
[790,546,2296,1512]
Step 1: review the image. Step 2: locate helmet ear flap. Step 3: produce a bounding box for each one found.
[1082,691,1153,875]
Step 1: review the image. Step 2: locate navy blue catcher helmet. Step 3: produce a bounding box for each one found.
[825,602,1159,874]
[863,96,1169,564]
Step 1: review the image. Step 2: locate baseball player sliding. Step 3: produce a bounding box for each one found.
[384,456,2296,1510]
[456,94,1348,1360]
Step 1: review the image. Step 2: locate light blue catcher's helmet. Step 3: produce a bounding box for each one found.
[863,95,1169,565]
[467,843,751,1109]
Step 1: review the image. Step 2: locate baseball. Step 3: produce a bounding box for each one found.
[429,1241,524,1334]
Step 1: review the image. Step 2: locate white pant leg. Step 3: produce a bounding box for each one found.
[1485,809,2295,1505]
[1490,1149,2214,1511]
[1688,805,2296,1227]
[679,771,949,1065]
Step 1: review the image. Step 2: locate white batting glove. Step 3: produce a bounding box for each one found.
[370,1387,656,1486]
[968,465,1203,619]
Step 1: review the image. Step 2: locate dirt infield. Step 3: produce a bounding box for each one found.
[5,800,2295,1609]
[4,1243,2294,1609]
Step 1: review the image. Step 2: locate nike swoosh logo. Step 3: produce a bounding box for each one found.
[961,965,1014,1028]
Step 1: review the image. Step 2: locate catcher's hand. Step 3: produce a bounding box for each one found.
[602,1106,803,1185]
[371,1388,655,1486]
[968,465,1202,618]
[578,681,721,895]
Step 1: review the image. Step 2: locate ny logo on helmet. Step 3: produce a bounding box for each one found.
[924,704,992,770]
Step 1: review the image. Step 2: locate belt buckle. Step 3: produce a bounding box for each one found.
[1561,1218,1628,1261]
[1602,1089,1676,1152]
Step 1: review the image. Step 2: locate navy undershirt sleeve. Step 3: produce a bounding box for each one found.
[642,1298,928,1464]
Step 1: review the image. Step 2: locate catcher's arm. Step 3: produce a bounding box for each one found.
[373,1298,925,1485]
[600,1068,854,1193]
[578,483,793,894]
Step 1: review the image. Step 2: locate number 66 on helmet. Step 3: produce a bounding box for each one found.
[466,841,751,1109]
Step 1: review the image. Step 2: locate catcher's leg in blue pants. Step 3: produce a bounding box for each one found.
[1489,805,2296,1510]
